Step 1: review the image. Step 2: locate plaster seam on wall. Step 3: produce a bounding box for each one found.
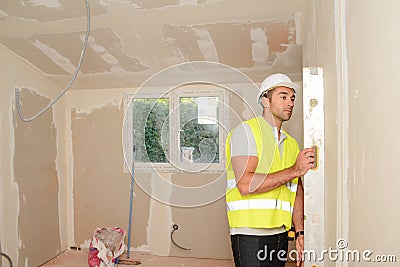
[0,9,8,18]
[26,0,63,8]
[310,0,318,64]
[66,104,75,247]
[294,12,302,45]
[250,27,268,64]
[52,102,67,250]
[32,39,75,75]
[73,100,121,115]
[334,1,349,266]
[10,93,20,266]
[192,28,219,62]
[67,89,125,115]
[86,35,124,72]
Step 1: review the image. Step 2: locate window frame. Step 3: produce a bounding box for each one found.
[124,85,228,173]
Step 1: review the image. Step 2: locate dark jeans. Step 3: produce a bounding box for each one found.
[230,232,288,267]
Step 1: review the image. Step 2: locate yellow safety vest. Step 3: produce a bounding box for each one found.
[225,116,300,230]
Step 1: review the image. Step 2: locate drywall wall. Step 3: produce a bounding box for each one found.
[13,89,61,266]
[66,89,161,254]
[303,1,400,266]
[169,175,232,258]
[301,0,341,257]
[70,100,137,246]
[66,89,134,248]
[345,1,400,265]
[0,44,67,266]
[66,88,234,259]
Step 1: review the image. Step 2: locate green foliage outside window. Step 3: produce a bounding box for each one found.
[132,98,169,163]
[132,96,219,164]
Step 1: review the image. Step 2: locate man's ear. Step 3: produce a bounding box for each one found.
[261,96,270,108]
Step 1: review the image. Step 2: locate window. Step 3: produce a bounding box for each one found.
[179,96,219,164]
[131,97,169,163]
[124,85,228,172]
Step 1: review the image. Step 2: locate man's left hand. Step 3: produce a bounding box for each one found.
[295,235,304,267]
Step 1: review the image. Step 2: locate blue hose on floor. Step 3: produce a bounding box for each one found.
[126,145,136,258]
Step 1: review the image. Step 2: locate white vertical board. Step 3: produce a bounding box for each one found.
[303,67,325,267]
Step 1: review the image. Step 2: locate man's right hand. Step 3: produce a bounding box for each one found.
[292,148,316,177]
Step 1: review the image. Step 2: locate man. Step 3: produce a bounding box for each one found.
[225,73,315,267]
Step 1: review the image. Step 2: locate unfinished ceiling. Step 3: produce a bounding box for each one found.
[0,0,306,89]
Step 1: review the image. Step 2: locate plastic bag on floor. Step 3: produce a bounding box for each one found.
[88,227,126,267]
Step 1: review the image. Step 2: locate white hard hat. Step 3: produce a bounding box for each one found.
[257,73,300,105]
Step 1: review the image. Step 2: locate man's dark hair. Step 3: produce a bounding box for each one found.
[263,88,275,101]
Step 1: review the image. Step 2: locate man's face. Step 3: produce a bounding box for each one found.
[265,86,296,124]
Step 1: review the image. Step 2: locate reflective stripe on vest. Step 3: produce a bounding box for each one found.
[227,179,297,193]
[225,116,300,230]
[286,182,298,193]
[227,199,292,213]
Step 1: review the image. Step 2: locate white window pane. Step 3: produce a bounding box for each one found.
[198,97,218,124]
[179,97,219,164]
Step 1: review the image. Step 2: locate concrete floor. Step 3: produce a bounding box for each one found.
[40,250,298,267]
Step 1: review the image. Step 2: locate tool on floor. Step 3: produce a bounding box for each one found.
[117,256,141,265]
